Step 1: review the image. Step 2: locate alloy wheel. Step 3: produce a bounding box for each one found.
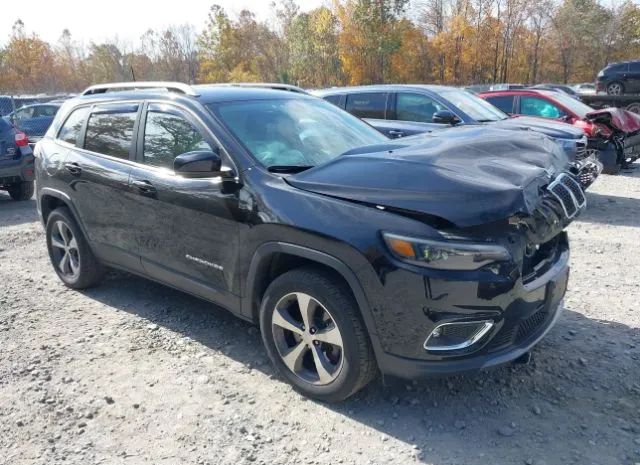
[50,220,80,279]
[608,83,622,95]
[271,292,344,385]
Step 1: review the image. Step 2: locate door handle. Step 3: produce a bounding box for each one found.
[131,179,157,196]
[64,162,82,175]
[388,130,405,138]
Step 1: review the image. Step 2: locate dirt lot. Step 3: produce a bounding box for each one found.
[1,170,639,465]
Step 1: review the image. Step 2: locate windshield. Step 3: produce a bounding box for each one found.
[209,98,388,169]
[438,89,508,122]
[551,92,595,118]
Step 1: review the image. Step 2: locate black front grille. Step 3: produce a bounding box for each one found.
[547,173,586,219]
[516,308,549,343]
[487,326,515,351]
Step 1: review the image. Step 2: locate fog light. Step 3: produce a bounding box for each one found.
[424,321,494,352]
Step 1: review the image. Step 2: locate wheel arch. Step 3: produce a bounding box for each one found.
[39,188,86,234]
[243,242,383,359]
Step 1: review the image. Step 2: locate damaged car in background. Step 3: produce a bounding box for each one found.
[314,85,602,188]
[36,84,584,401]
[480,88,640,174]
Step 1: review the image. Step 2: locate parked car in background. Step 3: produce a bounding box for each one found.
[573,83,596,95]
[529,84,581,100]
[314,85,601,187]
[36,81,582,401]
[596,61,640,95]
[0,117,35,201]
[479,88,640,173]
[4,102,62,145]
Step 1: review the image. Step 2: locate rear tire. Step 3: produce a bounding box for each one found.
[7,181,34,201]
[45,207,105,289]
[259,266,377,402]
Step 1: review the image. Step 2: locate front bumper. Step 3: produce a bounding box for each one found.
[0,153,35,185]
[374,235,570,379]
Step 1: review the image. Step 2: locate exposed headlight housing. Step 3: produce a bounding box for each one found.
[383,233,511,270]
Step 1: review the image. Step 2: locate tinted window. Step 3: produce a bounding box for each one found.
[345,93,386,119]
[485,95,515,114]
[323,95,343,108]
[607,63,628,72]
[58,107,90,146]
[395,93,444,123]
[84,110,137,159]
[520,97,566,119]
[34,105,59,117]
[629,62,640,72]
[143,111,212,169]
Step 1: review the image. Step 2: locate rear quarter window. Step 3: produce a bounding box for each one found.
[345,93,387,119]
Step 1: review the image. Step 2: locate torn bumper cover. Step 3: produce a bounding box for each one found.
[587,107,640,169]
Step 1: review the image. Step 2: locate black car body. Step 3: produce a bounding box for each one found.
[314,85,601,187]
[35,82,582,401]
[596,61,640,95]
[0,117,35,200]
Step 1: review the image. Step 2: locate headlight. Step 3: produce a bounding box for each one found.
[383,233,510,270]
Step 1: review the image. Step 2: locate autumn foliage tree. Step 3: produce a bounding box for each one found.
[2,0,640,94]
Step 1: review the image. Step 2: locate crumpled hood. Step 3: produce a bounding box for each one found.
[288,127,569,227]
[492,116,585,139]
[586,107,640,134]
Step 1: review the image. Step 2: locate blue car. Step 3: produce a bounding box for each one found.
[5,102,62,145]
[0,117,35,200]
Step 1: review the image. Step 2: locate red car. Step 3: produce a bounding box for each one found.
[479,89,640,173]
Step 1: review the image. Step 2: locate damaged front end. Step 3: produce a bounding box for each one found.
[586,108,640,172]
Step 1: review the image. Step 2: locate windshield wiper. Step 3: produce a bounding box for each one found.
[267,165,314,174]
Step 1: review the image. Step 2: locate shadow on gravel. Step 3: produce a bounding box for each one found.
[81,271,640,465]
[580,191,640,227]
[0,194,38,227]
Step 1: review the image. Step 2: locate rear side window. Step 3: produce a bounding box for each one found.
[143,111,212,169]
[58,107,90,146]
[323,95,343,108]
[484,95,515,114]
[345,93,386,119]
[395,93,444,123]
[84,108,137,159]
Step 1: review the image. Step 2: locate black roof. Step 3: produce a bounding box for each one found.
[73,85,313,106]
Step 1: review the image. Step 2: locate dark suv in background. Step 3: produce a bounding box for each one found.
[36,82,582,401]
[596,61,640,95]
[0,117,34,201]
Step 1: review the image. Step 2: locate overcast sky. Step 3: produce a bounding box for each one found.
[1,0,327,45]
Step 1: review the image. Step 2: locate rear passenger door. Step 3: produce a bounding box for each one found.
[127,102,240,310]
[344,92,393,136]
[61,102,144,272]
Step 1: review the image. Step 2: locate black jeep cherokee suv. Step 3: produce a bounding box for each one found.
[35,82,583,401]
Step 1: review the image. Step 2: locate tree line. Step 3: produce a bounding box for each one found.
[1,0,639,94]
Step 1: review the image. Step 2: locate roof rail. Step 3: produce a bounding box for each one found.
[205,83,308,94]
[81,82,198,96]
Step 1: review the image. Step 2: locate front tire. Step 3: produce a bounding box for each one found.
[259,267,377,402]
[607,81,624,95]
[45,207,105,289]
[7,181,34,201]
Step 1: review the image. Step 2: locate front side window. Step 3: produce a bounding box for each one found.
[58,107,90,146]
[323,95,343,108]
[13,107,34,122]
[485,95,515,114]
[345,93,387,119]
[84,109,137,159]
[209,98,388,169]
[143,111,212,169]
[520,97,566,119]
[34,105,59,117]
[395,93,444,123]
[438,89,508,122]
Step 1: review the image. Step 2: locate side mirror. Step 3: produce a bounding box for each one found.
[174,149,225,178]
[432,110,461,125]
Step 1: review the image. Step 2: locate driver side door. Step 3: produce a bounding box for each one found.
[127,102,242,311]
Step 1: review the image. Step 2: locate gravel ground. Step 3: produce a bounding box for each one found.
[1,169,639,465]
